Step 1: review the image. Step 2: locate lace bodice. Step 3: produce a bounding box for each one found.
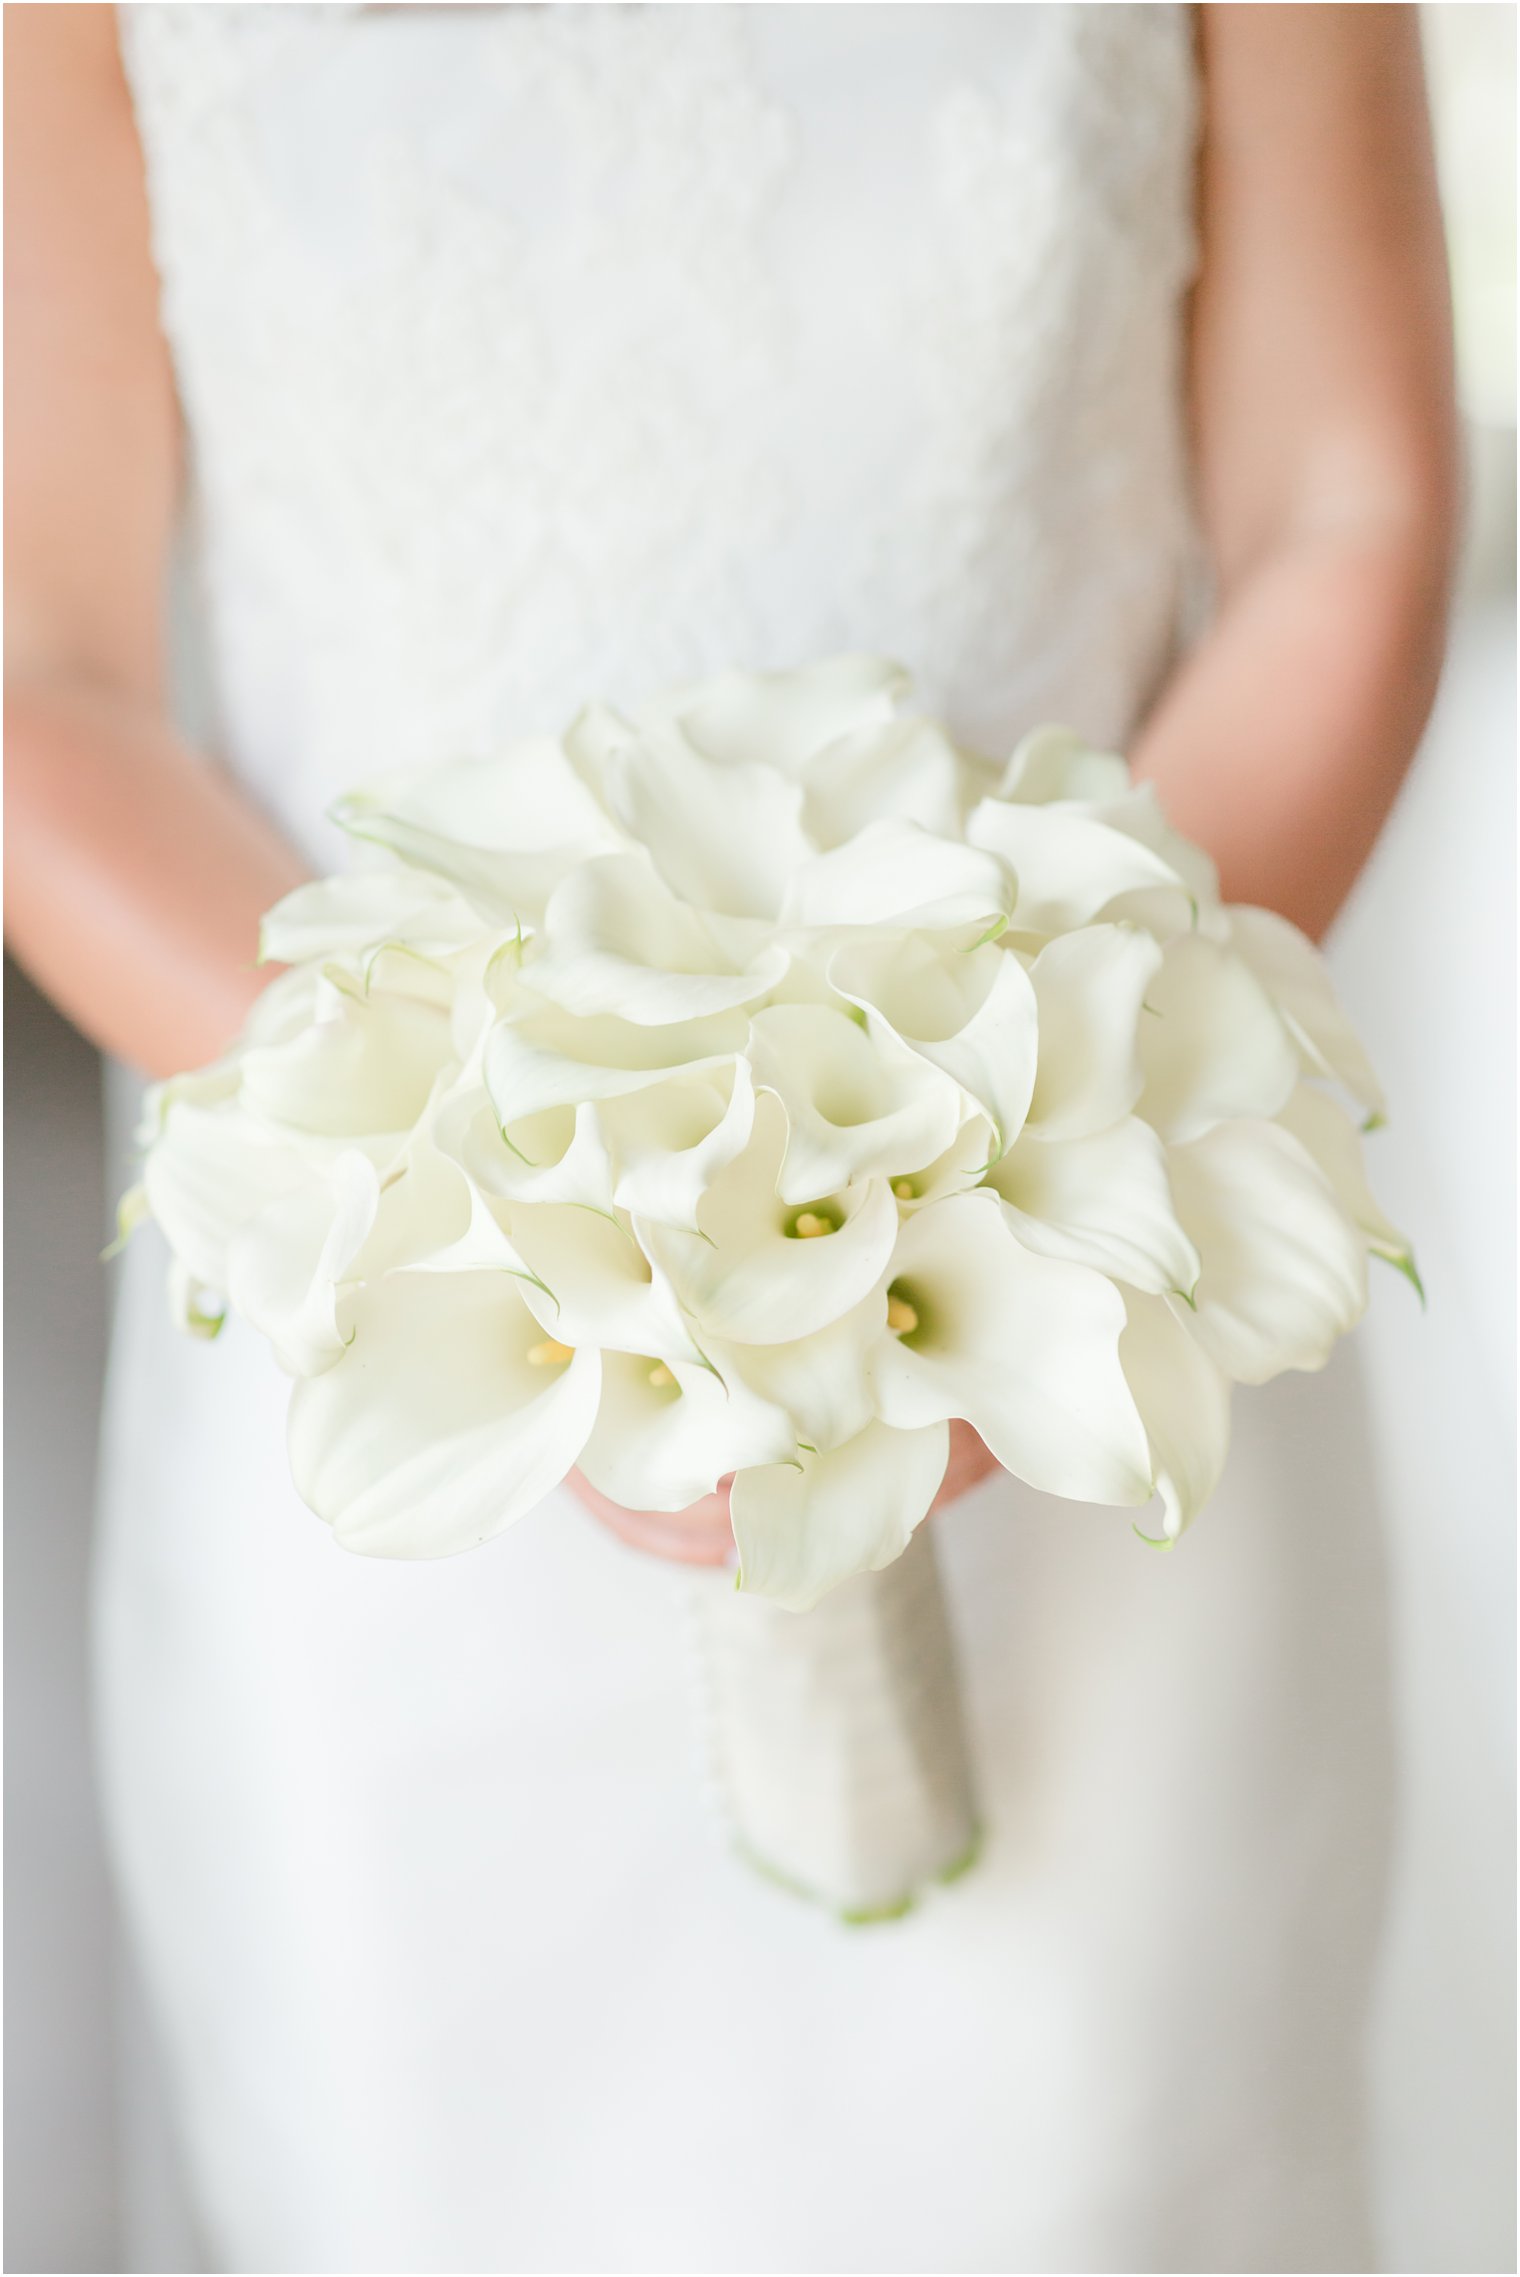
[123,3,1198,867]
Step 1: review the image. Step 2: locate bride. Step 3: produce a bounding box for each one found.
[6,7,1454,2271]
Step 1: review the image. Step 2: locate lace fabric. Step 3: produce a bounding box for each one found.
[122,2,1197,861]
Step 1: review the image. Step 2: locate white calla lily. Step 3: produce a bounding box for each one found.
[830,932,1038,1160]
[225,1150,380,1378]
[484,997,747,1124]
[288,1271,601,1558]
[729,1421,949,1613]
[986,1116,1199,1296]
[1023,923,1162,1141]
[240,972,454,1142]
[601,1060,756,1231]
[331,806,596,933]
[967,796,1191,933]
[330,736,619,932]
[1168,1119,1368,1384]
[641,654,910,777]
[781,820,1011,935]
[998,725,1132,806]
[803,717,968,847]
[1225,905,1386,1117]
[640,1095,899,1345]
[707,1287,889,1455]
[1119,1290,1232,1541]
[506,1204,707,1366]
[400,1176,538,1284]
[1136,933,1299,1143]
[528,851,790,1025]
[996,732,1219,911]
[1275,1084,1418,1287]
[747,1003,965,1206]
[345,1131,481,1279]
[577,1349,794,1512]
[600,720,813,921]
[436,1090,617,1214]
[870,1192,1153,1506]
[144,1094,318,1297]
[334,734,615,856]
[258,868,481,969]
[1090,783,1221,913]
[885,1114,1000,1211]
[136,1057,241,1152]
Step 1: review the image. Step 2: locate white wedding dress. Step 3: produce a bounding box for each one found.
[100,8,1394,2270]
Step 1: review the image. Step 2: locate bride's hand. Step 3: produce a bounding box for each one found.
[565,1470,738,1568]
[567,1420,999,1569]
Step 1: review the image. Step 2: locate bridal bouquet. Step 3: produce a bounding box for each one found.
[131,657,1411,1915]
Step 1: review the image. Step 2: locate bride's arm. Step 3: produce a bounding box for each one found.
[4,7,307,1079]
[1132,4,1458,940]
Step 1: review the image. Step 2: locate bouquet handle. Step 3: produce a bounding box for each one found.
[689,1522,981,1921]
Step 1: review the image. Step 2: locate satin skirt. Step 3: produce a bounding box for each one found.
[94,1218,1392,2275]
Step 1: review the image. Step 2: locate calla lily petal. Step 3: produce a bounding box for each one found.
[1168,1119,1368,1384]
[1091,783,1221,913]
[144,1098,317,1296]
[335,736,615,856]
[642,655,910,777]
[1275,1084,1414,1270]
[484,999,747,1124]
[987,1116,1200,1296]
[998,725,1132,806]
[529,852,790,1026]
[577,1350,794,1511]
[706,1285,889,1454]
[601,721,812,921]
[1225,905,1386,1117]
[640,1095,899,1345]
[437,1090,618,1214]
[829,933,1038,1160]
[331,804,595,933]
[729,1421,949,1613]
[885,1115,1000,1212]
[258,869,481,968]
[968,797,1191,934]
[345,1134,477,1279]
[226,1150,379,1378]
[781,820,1011,935]
[1119,1289,1232,1539]
[1136,933,1299,1143]
[506,1203,706,1366]
[1024,923,1162,1141]
[288,1271,601,1558]
[804,717,968,847]
[240,977,454,1141]
[602,1061,757,1232]
[747,1003,965,1206]
[870,1192,1153,1506]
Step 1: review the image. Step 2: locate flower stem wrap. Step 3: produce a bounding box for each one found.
[692,1521,980,1921]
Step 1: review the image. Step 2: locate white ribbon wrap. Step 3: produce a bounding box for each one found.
[691,1523,981,1920]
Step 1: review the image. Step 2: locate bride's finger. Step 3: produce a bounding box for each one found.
[567,1473,736,1566]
